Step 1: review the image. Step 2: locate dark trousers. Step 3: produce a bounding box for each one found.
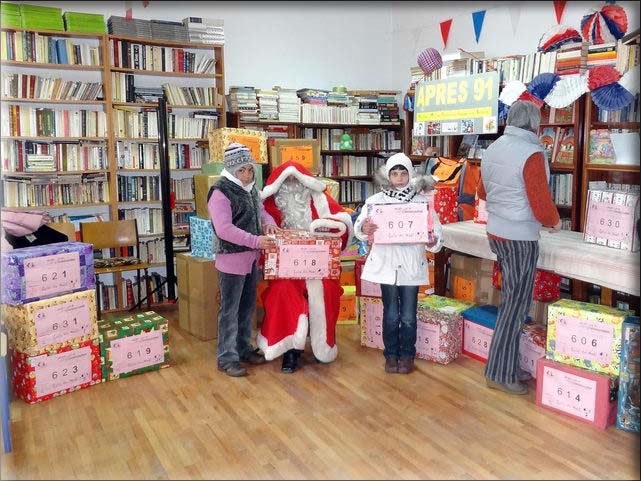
[380,284,420,361]
[485,238,539,383]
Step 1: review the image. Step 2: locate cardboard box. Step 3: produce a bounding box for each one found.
[492,262,561,302]
[176,253,219,340]
[268,138,321,174]
[2,241,95,305]
[98,311,170,381]
[189,216,218,259]
[11,337,102,404]
[2,289,98,356]
[528,300,551,326]
[584,189,640,252]
[519,323,547,379]
[359,296,384,350]
[319,176,339,201]
[337,286,358,325]
[616,316,640,433]
[262,229,342,280]
[450,254,494,304]
[461,305,497,363]
[415,295,467,364]
[546,299,628,377]
[194,173,221,219]
[209,127,268,164]
[536,357,618,429]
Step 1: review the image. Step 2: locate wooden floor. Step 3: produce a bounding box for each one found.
[2,306,639,480]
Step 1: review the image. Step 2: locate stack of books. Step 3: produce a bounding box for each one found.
[296,88,329,105]
[275,87,301,122]
[1,2,21,28]
[182,17,225,45]
[586,42,617,70]
[257,89,279,121]
[377,91,400,124]
[108,16,152,39]
[353,92,380,125]
[63,12,106,34]
[227,86,258,122]
[19,3,64,31]
[135,86,164,104]
[25,154,55,172]
[150,20,190,42]
[554,42,588,76]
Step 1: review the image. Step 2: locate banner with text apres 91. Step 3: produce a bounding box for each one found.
[412,71,499,137]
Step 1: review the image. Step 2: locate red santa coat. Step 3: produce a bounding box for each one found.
[257,161,353,362]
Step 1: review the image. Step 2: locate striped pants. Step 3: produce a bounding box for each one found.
[484,238,539,384]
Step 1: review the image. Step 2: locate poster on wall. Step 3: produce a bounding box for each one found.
[412,71,499,137]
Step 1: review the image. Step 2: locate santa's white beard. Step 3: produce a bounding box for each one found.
[274,179,312,229]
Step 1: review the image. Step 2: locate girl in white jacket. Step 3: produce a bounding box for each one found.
[354,153,443,374]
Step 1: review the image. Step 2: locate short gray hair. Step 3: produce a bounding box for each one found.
[506,101,541,132]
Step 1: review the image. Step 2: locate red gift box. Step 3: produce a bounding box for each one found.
[262,229,342,280]
[519,323,547,378]
[11,337,102,404]
[536,357,618,429]
[433,185,458,224]
[492,262,561,302]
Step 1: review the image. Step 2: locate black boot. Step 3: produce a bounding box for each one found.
[281,349,300,373]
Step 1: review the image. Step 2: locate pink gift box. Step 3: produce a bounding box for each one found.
[359,296,384,350]
[519,324,547,379]
[415,301,463,365]
[355,257,382,298]
[536,357,618,429]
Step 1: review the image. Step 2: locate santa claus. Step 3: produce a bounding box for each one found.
[257,161,353,373]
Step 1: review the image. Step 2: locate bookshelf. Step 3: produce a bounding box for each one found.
[1,23,225,313]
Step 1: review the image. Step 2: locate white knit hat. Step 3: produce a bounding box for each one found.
[384,152,414,180]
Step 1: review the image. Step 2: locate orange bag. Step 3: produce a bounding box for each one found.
[457,161,481,221]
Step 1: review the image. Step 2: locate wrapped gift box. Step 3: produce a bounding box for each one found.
[519,323,547,379]
[616,316,640,433]
[189,216,218,260]
[546,299,627,377]
[584,189,640,252]
[269,138,321,174]
[337,286,358,325]
[359,296,384,350]
[461,305,497,363]
[474,196,488,224]
[415,295,469,364]
[98,311,170,381]
[263,229,342,280]
[11,337,102,404]
[339,263,355,287]
[2,241,95,305]
[433,185,458,224]
[492,262,561,302]
[536,357,618,429]
[209,127,268,164]
[194,173,221,219]
[319,176,339,201]
[3,289,98,356]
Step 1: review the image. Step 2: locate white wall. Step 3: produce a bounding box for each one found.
[27,0,395,91]
[390,1,640,94]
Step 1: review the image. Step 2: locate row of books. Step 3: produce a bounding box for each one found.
[113,108,218,139]
[227,86,301,123]
[549,173,573,207]
[411,136,451,158]
[321,155,387,178]
[170,178,195,201]
[109,39,216,74]
[2,172,109,207]
[338,179,376,204]
[117,207,163,235]
[115,141,209,170]
[538,126,575,165]
[1,140,107,172]
[595,93,640,122]
[111,73,219,107]
[124,273,169,309]
[2,73,103,102]
[183,17,224,45]
[139,237,168,265]
[301,104,360,124]
[300,127,402,151]
[162,84,219,107]
[117,175,162,202]
[1,105,107,138]
[0,31,102,65]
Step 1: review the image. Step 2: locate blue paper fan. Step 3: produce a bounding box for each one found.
[527,73,561,101]
[498,101,510,122]
[591,82,635,111]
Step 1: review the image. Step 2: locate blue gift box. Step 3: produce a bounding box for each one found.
[461,305,498,330]
[1,241,95,305]
[616,316,640,433]
[189,217,217,260]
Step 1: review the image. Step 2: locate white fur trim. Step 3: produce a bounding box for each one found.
[310,218,346,236]
[261,166,326,199]
[309,192,354,246]
[306,279,338,363]
[256,313,308,361]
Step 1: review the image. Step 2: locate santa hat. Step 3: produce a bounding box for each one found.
[261,161,353,245]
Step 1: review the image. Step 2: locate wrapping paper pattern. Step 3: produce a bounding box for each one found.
[208,127,268,164]
[1,241,94,305]
[546,299,627,377]
[616,317,640,433]
[415,298,465,364]
[319,177,339,201]
[522,323,547,348]
[359,296,384,350]
[519,323,547,378]
[190,216,218,260]
[434,185,459,224]
[262,230,342,280]
[3,289,98,356]
[11,337,102,404]
[493,261,561,302]
[98,310,170,381]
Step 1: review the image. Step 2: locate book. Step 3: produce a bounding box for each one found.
[538,127,559,163]
[554,127,575,164]
[588,129,615,164]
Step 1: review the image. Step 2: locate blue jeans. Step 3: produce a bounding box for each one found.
[380,284,419,361]
[216,261,258,366]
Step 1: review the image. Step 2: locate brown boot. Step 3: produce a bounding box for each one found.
[398,358,414,374]
[384,358,398,374]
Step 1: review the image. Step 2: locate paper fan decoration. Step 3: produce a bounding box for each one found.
[588,65,632,111]
[581,4,628,44]
[499,80,526,105]
[527,72,560,100]
[417,47,443,76]
[619,68,640,96]
[538,25,582,53]
[543,73,590,108]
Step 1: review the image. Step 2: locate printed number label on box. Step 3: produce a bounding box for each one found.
[33,298,92,347]
[555,315,614,364]
[278,244,330,278]
[33,346,92,397]
[370,203,429,244]
[585,202,634,242]
[24,252,81,299]
[110,330,164,375]
[463,320,493,359]
[518,334,546,378]
[416,322,440,357]
[541,366,597,421]
[280,146,314,169]
[364,302,384,349]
